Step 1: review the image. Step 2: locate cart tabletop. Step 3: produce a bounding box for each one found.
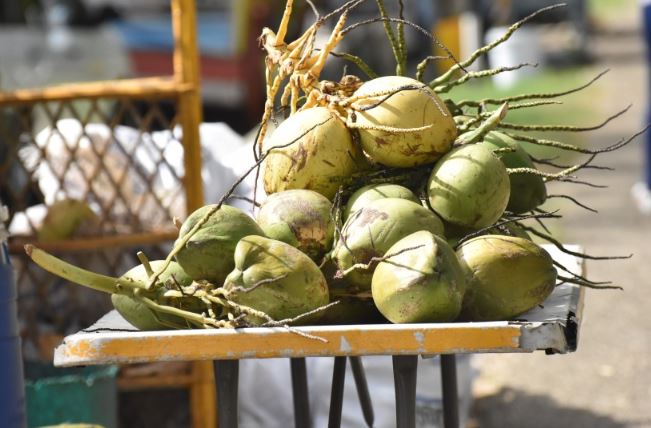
[53,245,585,367]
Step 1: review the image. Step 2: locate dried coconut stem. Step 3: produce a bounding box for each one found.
[336,244,425,278]
[517,224,633,261]
[455,69,609,108]
[546,194,598,213]
[431,3,567,87]
[435,63,538,93]
[416,56,449,82]
[374,0,404,75]
[497,104,631,133]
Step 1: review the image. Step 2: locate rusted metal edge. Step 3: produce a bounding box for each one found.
[53,321,524,367]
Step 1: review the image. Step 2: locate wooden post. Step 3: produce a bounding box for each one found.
[171,1,216,427]
[172,0,204,212]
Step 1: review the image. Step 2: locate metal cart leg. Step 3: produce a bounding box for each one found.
[214,359,239,428]
[349,356,374,427]
[440,354,459,428]
[392,355,418,428]
[290,358,311,428]
[328,356,347,428]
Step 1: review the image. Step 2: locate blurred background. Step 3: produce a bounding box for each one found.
[1,0,650,427]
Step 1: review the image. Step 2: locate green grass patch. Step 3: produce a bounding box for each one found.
[588,0,637,22]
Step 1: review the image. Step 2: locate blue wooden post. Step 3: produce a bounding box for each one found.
[0,209,27,428]
[642,1,651,189]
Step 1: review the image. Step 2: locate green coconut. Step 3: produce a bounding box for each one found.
[344,183,420,220]
[347,75,457,167]
[456,235,557,321]
[427,144,510,230]
[263,106,368,200]
[480,131,547,213]
[38,199,99,242]
[223,235,330,325]
[332,197,445,291]
[175,204,265,283]
[256,189,334,262]
[372,230,466,323]
[111,261,197,330]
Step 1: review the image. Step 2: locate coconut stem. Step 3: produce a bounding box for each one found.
[434,63,538,94]
[430,3,566,87]
[557,275,623,290]
[225,274,289,295]
[553,260,619,289]
[24,245,142,295]
[262,301,340,327]
[497,104,631,133]
[507,154,595,182]
[454,69,609,108]
[396,0,407,73]
[415,56,448,82]
[347,122,433,133]
[455,103,508,145]
[137,251,154,277]
[374,0,404,75]
[517,224,633,261]
[135,292,225,329]
[454,212,559,249]
[326,51,379,79]
[336,244,425,278]
[342,17,462,76]
[546,194,598,213]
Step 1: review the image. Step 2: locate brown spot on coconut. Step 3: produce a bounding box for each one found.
[256,189,334,262]
[263,106,368,200]
[332,198,445,291]
[347,75,457,167]
[371,230,466,323]
[455,235,557,321]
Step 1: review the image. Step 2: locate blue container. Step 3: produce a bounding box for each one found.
[0,242,27,428]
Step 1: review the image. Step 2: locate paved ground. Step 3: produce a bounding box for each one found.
[471,5,651,428]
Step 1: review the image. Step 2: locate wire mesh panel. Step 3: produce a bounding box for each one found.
[0,95,188,359]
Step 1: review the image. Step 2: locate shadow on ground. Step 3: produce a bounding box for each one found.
[471,387,636,428]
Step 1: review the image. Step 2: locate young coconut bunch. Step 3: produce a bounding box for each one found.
[258,0,463,203]
[332,1,642,305]
[25,1,641,331]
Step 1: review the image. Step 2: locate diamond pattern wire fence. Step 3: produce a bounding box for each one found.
[0,96,188,360]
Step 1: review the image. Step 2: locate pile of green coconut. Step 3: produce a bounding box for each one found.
[27,2,631,331]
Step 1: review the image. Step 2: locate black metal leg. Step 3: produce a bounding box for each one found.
[215,359,239,428]
[440,354,459,428]
[328,356,347,428]
[349,356,374,427]
[290,358,311,428]
[392,355,418,428]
